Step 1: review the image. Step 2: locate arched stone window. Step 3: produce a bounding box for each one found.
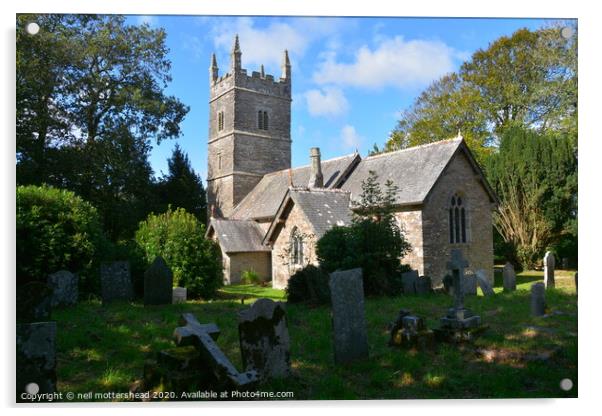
[258,110,269,130]
[263,111,269,130]
[449,193,468,244]
[290,227,304,266]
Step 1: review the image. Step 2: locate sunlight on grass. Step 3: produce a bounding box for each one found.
[394,372,415,387]
[100,367,129,389]
[424,373,445,387]
[219,284,286,301]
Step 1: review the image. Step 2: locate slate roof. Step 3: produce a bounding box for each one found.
[230,153,360,221]
[264,188,352,244]
[206,219,270,253]
[341,138,468,206]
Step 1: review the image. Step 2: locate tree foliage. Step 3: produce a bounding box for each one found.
[158,144,207,225]
[16,14,189,240]
[135,208,222,299]
[486,126,577,268]
[16,185,110,291]
[317,171,411,295]
[386,24,577,164]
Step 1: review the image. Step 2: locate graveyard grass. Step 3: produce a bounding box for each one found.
[53,269,577,400]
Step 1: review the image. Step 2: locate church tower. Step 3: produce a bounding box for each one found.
[207,35,292,218]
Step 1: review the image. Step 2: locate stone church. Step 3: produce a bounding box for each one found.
[205,36,497,290]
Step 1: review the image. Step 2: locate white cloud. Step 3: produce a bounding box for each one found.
[136,15,157,26]
[313,36,459,89]
[340,125,363,149]
[304,87,349,117]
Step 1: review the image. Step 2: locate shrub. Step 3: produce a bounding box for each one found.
[135,207,222,299]
[241,270,261,285]
[16,185,110,292]
[286,265,330,305]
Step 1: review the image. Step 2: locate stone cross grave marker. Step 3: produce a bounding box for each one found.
[329,268,369,364]
[503,262,517,292]
[544,251,555,289]
[144,256,173,306]
[238,298,291,380]
[174,313,258,388]
[16,321,57,399]
[402,270,418,295]
[447,249,469,312]
[100,261,133,304]
[47,270,78,307]
[531,282,546,316]
[476,270,495,296]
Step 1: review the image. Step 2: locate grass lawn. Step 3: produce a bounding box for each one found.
[52,269,577,400]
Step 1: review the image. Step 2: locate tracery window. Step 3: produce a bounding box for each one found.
[449,193,467,244]
[290,227,304,266]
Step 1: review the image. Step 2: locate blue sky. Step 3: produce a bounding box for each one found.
[126,15,564,182]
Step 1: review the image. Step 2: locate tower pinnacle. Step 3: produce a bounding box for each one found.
[281,49,291,81]
[210,53,219,83]
[231,34,241,71]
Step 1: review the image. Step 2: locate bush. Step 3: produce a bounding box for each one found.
[16,185,110,292]
[241,270,261,285]
[286,265,330,305]
[135,207,222,299]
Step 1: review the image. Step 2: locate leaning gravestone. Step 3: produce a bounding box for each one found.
[415,276,432,295]
[16,321,57,399]
[172,287,187,304]
[329,268,369,364]
[531,282,546,317]
[16,282,53,323]
[544,251,555,289]
[238,298,291,380]
[402,270,418,295]
[476,270,495,296]
[47,270,78,307]
[144,256,173,306]
[463,273,477,296]
[502,262,517,292]
[100,261,133,304]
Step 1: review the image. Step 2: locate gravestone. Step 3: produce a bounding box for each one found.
[329,268,369,364]
[100,261,133,304]
[544,251,555,289]
[144,256,173,306]
[172,287,187,304]
[16,321,57,399]
[476,270,495,296]
[435,250,486,342]
[401,270,418,295]
[502,262,516,292]
[531,282,546,317]
[443,274,453,294]
[238,298,291,380]
[415,276,432,295]
[173,313,258,388]
[389,309,434,349]
[47,270,78,307]
[16,282,53,323]
[463,273,477,296]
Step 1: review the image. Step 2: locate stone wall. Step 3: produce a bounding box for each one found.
[225,252,272,284]
[394,208,424,275]
[271,202,317,289]
[421,151,494,286]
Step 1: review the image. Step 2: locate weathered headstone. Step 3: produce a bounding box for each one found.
[401,270,418,295]
[173,313,258,388]
[544,251,555,289]
[238,298,291,380]
[144,256,173,306]
[172,287,187,304]
[16,321,57,399]
[389,310,434,349]
[100,261,133,304]
[502,262,517,292]
[16,282,53,323]
[415,276,432,295]
[476,270,495,296]
[47,270,78,307]
[329,268,369,364]
[531,282,546,317]
[463,273,477,296]
[435,250,486,342]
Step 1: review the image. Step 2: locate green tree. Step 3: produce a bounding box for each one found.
[16,185,110,292]
[386,24,577,164]
[135,208,222,299]
[16,14,189,240]
[158,144,207,225]
[486,126,577,268]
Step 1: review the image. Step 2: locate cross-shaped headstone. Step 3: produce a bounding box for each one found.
[173,313,258,388]
[446,249,469,311]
